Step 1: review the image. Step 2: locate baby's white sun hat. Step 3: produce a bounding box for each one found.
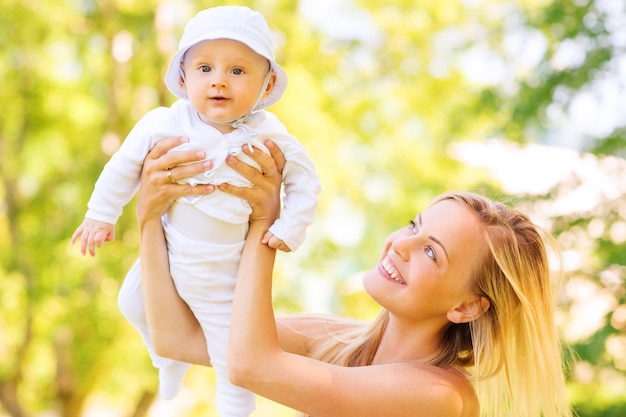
[164,6,288,111]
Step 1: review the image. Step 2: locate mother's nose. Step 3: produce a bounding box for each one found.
[390,235,415,261]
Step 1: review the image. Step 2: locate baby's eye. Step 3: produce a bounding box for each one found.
[199,65,211,72]
[232,68,244,75]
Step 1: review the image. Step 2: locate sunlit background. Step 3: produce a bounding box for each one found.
[1,0,625,416]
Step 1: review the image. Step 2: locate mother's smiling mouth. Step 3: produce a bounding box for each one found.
[380,257,406,285]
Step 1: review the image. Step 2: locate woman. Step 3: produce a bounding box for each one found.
[137,136,571,417]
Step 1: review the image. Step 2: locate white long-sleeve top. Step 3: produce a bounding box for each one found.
[85,99,320,251]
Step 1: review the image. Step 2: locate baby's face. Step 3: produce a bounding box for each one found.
[181,39,274,130]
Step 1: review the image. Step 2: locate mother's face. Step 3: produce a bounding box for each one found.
[363,199,489,325]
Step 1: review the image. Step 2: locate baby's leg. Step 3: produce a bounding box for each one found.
[197,304,256,417]
[169,265,256,416]
[118,259,190,399]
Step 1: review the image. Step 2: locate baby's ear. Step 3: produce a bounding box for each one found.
[263,71,277,98]
[447,296,490,324]
[178,66,187,89]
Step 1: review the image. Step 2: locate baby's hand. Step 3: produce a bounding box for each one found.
[70,219,116,256]
[262,231,291,252]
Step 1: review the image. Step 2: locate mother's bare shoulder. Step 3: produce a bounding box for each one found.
[405,362,480,417]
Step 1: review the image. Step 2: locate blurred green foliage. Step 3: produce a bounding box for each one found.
[0,0,624,416]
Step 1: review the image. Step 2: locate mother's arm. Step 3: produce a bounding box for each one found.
[223,145,475,417]
[137,136,214,365]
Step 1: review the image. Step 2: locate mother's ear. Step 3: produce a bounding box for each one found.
[447,296,490,324]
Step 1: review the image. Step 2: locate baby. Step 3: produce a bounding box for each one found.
[71,6,320,416]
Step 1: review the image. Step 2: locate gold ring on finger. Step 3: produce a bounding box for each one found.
[167,169,177,184]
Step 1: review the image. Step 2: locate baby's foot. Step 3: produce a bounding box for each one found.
[158,362,190,400]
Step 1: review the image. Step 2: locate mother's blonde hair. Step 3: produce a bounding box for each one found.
[297,192,571,417]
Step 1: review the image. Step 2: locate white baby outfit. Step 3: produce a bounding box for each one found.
[109,100,318,417]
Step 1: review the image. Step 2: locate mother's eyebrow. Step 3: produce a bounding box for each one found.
[418,213,449,261]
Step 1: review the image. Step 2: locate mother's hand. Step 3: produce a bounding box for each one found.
[136,136,214,226]
[218,140,285,226]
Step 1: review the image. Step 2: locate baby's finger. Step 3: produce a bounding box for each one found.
[105,231,116,243]
[80,234,89,256]
[70,228,82,245]
[87,237,97,256]
[94,231,106,248]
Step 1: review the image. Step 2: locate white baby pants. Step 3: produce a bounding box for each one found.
[118,204,254,417]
